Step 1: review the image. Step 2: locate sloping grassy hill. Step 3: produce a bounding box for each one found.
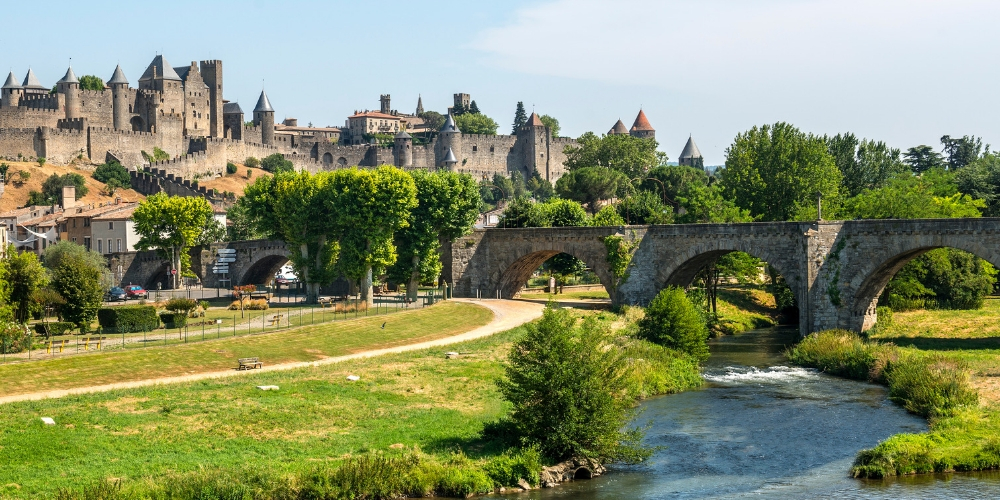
[0,160,145,212]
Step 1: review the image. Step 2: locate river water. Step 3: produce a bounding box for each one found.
[520,327,1000,499]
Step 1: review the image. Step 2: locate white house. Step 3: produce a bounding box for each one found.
[91,205,140,254]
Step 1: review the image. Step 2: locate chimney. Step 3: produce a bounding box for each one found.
[115,197,121,205]
[62,185,76,210]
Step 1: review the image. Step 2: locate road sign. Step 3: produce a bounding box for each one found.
[171,269,177,275]
[212,265,229,271]
[217,257,236,263]
[217,249,236,254]
[212,268,229,274]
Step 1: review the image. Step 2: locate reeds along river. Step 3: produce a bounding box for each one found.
[520,327,1000,499]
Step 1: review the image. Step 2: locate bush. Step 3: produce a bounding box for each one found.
[97,306,160,333]
[159,312,187,328]
[482,447,542,487]
[228,299,269,311]
[245,157,260,168]
[261,153,294,173]
[300,454,419,500]
[497,306,648,463]
[0,322,30,354]
[887,354,979,418]
[226,162,238,175]
[786,329,898,383]
[33,322,75,336]
[164,297,197,314]
[636,287,709,362]
[92,161,130,186]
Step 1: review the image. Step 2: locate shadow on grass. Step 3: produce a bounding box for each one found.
[880,336,1000,351]
[422,419,520,459]
[717,287,778,318]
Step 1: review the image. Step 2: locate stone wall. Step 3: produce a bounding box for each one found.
[88,127,158,168]
[77,89,114,126]
[40,127,88,163]
[0,107,60,129]
[0,128,41,160]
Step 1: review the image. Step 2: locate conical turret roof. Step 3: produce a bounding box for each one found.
[57,66,79,85]
[22,69,44,89]
[679,135,703,160]
[443,147,458,164]
[254,90,274,113]
[630,109,654,132]
[108,65,129,85]
[608,119,628,135]
[440,114,459,133]
[139,55,182,82]
[526,112,544,127]
[3,72,22,89]
[395,130,411,139]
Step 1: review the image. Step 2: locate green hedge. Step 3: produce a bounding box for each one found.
[98,306,160,333]
[159,312,187,329]
[33,322,75,336]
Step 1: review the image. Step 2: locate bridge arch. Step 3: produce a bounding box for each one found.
[237,254,289,286]
[498,249,614,299]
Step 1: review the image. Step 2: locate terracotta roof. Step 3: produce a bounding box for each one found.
[351,111,398,120]
[527,112,544,127]
[630,110,654,132]
[608,119,628,135]
[93,205,138,220]
[68,203,135,218]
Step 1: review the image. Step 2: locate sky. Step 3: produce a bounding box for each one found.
[3,0,999,165]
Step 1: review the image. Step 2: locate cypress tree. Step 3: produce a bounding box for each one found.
[512,101,528,134]
[469,100,480,114]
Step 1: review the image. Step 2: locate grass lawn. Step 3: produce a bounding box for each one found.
[0,302,492,398]
[0,321,522,498]
[713,287,780,335]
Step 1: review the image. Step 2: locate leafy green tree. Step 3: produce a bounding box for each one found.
[564,132,660,179]
[469,100,481,115]
[78,75,105,91]
[51,254,104,332]
[826,133,906,197]
[616,191,673,225]
[388,171,480,301]
[903,145,945,174]
[884,248,996,310]
[197,216,227,245]
[498,306,647,463]
[226,199,267,241]
[843,176,984,220]
[244,157,261,169]
[261,153,294,173]
[5,249,48,323]
[555,166,631,214]
[498,197,549,228]
[132,194,214,288]
[0,248,12,324]
[33,173,89,205]
[0,162,9,183]
[43,241,113,289]
[637,286,709,362]
[543,198,588,227]
[455,113,499,135]
[641,165,708,204]
[941,135,986,170]
[526,170,554,202]
[539,115,560,138]
[418,111,445,135]
[92,161,130,186]
[674,182,752,224]
[591,205,626,226]
[511,101,528,134]
[720,122,841,221]
[955,152,1000,217]
[510,170,528,198]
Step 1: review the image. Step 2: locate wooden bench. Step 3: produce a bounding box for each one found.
[46,339,70,354]
[81,336,108,351]
[238,357,263,370]
[268,314,284,327]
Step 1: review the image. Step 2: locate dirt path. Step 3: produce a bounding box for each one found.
[0,299,543,405]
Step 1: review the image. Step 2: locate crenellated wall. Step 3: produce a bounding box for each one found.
[0,128,42,160]
[88,127,159,168]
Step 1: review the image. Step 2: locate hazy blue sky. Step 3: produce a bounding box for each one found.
[3,0,998,165]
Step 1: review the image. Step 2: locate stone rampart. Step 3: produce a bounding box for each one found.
[0,128,41,160]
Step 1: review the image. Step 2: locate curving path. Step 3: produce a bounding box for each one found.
[0,299,544,406]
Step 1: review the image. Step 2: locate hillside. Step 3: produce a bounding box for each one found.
[0,161,145,213]
[196,164,271,195]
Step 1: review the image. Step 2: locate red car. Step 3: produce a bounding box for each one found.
[124,284,149,300]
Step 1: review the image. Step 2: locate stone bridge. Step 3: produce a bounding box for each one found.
[441,219,1000,335]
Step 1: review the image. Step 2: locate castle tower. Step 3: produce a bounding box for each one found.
[394,130,413,168]
[415,95,424,115]
[629,109,655,140]
[57,66,81,119]
[678,135,705,170]
[518,112,549,179]
[222,102,244,140]
[1,72,23,108]
[436,114,462,169]
[380,94,391,114]
[608,119,628,135]
[21,69,47,95]
[442,147,458,171]
[108,65,130,131]
[199,60,224,138]
[253,90,275,146]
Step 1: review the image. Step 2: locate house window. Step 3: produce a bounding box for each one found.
[109,221,114,230]
[97,239,102,253]
[472,145,478,152]
[84,237,90,250]
[117,239,122,252]
[72,237,77,243]
[108,239,112,253]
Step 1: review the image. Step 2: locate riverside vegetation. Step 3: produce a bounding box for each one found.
[2,303,703,499]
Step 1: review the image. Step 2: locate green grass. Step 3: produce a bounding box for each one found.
[0,307,700,498]
[713,287,779,335]
[0,302,492,398]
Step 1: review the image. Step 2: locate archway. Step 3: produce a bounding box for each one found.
[323,152,333,167]
[497,250,612,301]
[237,254,290,287]
[130,116,145,132]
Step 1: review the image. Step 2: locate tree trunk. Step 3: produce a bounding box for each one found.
[172,246,181,289]
[407,254,421,303]
[361,267,374,306]
[300,243,317,304]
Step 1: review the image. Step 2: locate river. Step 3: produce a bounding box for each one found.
[520,327,1000,499]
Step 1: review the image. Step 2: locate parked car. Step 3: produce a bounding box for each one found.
[275,274,297,286]
[124,284,149,300]
[106,287,127,302]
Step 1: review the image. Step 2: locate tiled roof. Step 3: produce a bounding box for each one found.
[527,112,544,127]
[22,68,45,89]
[630,110,654,132]
[57,66,79,85]
[223,102,243,115]
[608,119,628,135]
[351,111,398,120]
[3,72,22,89]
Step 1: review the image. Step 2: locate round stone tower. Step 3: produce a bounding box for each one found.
[253,90,275,146]
[108,65,130,131]
[436,114,462,169]
[57,66,81,119]
[1,72,23,108]
[394,130,413,168]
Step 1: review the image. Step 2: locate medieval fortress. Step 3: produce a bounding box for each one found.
[0,56,695,185]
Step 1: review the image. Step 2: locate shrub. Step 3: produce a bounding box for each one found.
[786,329,898,383]
[300,454,418,500]
[497,306,648,463]
[226,162,238,175]
[159,312,187,328]
[37,157,46,167]
[245,168,253,179]
[887,354,979,418]
[260,153,294,173]
[198,300,210,311]
[93,161,130,186]
[229,299,269,311]
[33,322,75,336]
[245,156,260,168]
[482,447,542,487]
[97,306,159,333]
[164,297,198,314]
[636,286,709,362]
[0,322,30,354]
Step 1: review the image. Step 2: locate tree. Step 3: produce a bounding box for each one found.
[388,171,480,301]
[132,194,214,288]
[511,102,528,134]
[231,285,257,318]
[956,153,1000,217]
[603,233,638,308]
[102,178,124,197]
[455,113,499,135]
[884,248,996,310]
[719,122,841,221]
[636,287,709,362]
[498,306,646,463]
[826,133,906,197]
[245,157,261,169]
[640,165,707,207]
[591,205,626,226]
[843,175,983,220]
[469,100,481,115]
[564,132,660,179]
[32,173,89,205]
[543,198,588,227]
[555,167,632,214]
[226,198,268,241]
[497,197,548,228]
[261,153,294,173]
[616,191,673,225]
[673,182,751,224]
[941,135,986,170]
[526,170,555,202]
[0,162,9,183]
[5,250,48,324]
[43,241,113,289]
[197,216,227,245]
[78,75,105,91]
[539,115,560,138]
[51,254,104,332]
[418,111,445,136]
[0,248,12,324]
[903,145,945,174]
